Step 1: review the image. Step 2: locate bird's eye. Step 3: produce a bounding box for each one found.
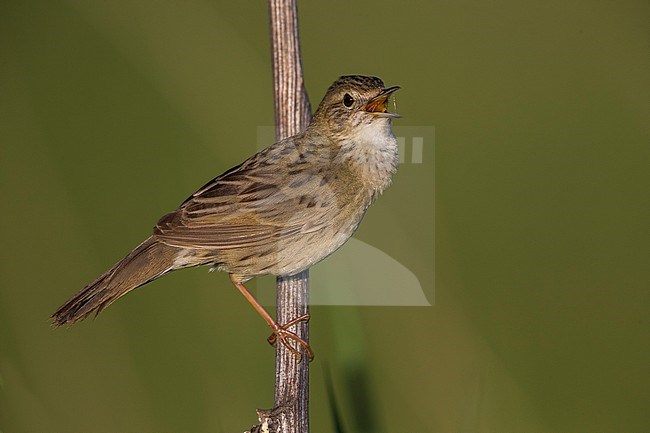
[343,93,354,108]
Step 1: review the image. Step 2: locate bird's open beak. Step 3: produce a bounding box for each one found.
[364,86,401,118]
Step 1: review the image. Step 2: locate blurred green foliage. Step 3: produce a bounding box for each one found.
[0,1,648,432]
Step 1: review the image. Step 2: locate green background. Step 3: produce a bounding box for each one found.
[1,1,648,432]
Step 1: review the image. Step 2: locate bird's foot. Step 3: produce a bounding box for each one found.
[267,313,314,361]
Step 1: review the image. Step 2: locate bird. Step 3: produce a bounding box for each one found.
[52,75,400,360]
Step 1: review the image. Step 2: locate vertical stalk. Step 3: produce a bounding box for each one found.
[266,0,311,432]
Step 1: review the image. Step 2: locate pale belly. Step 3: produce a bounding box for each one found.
[221,203,368,281]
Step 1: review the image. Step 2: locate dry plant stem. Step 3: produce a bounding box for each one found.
[268,0,312,432]
[269,0,311,140]
[272,271,310,432]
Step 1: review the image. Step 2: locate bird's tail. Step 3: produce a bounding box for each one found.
[52,236,179,326]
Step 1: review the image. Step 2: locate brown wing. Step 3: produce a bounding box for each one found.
[153,141,334,250]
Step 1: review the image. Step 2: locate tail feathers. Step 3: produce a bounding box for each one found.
[52,236,178,326]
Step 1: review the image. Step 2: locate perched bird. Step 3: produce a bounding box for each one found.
[52,75,400,360]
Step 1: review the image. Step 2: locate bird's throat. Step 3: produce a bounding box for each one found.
[338,120,398,194]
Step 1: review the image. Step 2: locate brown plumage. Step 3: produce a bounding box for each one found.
[52,75,400,359]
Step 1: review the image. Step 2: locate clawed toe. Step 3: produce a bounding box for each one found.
[267,314,314,361]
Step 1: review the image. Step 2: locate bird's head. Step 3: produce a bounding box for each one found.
[310,75,400,142]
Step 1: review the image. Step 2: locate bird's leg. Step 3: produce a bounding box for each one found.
[230,275,314,361]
